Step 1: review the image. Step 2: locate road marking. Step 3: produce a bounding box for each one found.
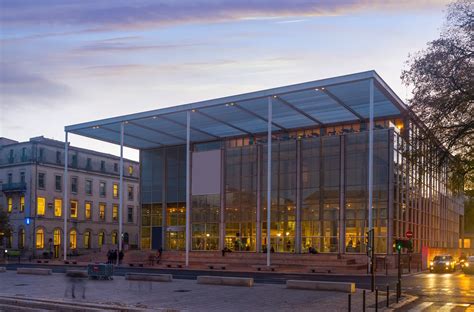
[408,302,434,311]
[438,303,471,312]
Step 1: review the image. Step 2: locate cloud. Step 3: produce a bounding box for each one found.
[0,0,451,31]
[76,40,205,53]
[0,63,71,108]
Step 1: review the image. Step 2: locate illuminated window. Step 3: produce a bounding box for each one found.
[112,232,118,245]
[7,197,12,213]
[113,183,119,198]
[99,203,106,221]
[84,231,91,248]
[54,228,61,245]
[69,230,77,249]
[112,205,118,221]
[36,228,44,249]
[85,202,92,220]
[54,199,62,217]
[128,165,133,175]
[37,197,45,215]
[98,231,105,247]
[70,200,78,218]
[20,196,25,212]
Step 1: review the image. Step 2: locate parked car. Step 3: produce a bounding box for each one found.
[462,256,474,275]
[429,255,456,273]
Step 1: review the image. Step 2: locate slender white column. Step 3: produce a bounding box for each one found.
[368,79,374,268]
[119,122,124,257]
[185,111,191,267]
[63,131,69,261]
[267,97,272,267]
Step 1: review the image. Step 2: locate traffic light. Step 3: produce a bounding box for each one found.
[394,238,413,252]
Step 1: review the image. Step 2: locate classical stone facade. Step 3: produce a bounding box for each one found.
[0,136,139,258]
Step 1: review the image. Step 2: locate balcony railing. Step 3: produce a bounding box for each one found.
[1,182,27,193]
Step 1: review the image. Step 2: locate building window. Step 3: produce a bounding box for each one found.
[18,228,25,249]
[113,183,119,198]
[21,147,27,161]
[100,160,105,172]
[56,151,61,164]
[127,185,134,201]
[37,197,46,215]
[112,205,118,221]
[7,197,12,213]
[85,180,92,195]
[84,231,91,249]
[8,149,14,163]
[54,198,62,217]
[54,229,61,246]
[114,163,118,172]
[86,158,92,169]
[112,232,118,245]
[70,200,78,218]
[99,182,106,197]
[20,172,25,183]
[7,173,12,184]
[85,202,92,220]
[99,203,106,221]
[71,177,78,193]
[69,230,77,249]
[20,196,25,212]
[98,231,105,247]
[38,173,45,189]
[127,207,133,223]
[128,165,133,175]
[55,175,62,192]
[36,228,44,249]
[39,148,44,161]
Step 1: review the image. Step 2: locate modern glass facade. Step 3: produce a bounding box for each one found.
[139,118,464,255]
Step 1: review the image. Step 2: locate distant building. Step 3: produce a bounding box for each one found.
[0,136,139,258]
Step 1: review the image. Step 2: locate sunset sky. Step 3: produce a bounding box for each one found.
[0,0,451,160]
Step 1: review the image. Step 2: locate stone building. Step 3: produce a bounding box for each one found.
[0,136,139,258]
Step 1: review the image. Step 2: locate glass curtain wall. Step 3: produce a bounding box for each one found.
[191,194,220,250]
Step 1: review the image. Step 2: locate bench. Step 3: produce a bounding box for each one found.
[125,273,172,282]
[309,267,331,274]
[17,268,52,275]
[286,280,355,293]
[197,276,253,287]
[165,263,183,268]
[36,260,49,264]
[128,262,145,267]
[207,264,227,270]
[252,265,277,272]
[63,260,78,265]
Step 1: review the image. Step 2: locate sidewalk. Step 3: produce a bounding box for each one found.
[0,270,408,311]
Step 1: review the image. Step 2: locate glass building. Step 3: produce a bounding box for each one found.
[65,71,464,262]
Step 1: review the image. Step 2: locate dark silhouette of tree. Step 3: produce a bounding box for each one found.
[401,0,473,190]
[0,210,11,247]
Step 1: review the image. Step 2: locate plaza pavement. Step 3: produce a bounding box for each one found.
[0,270,404,311]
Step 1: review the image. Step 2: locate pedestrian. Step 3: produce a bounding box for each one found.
[119,250,124,265]
[64,271,86,299]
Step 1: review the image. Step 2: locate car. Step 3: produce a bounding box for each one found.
[429,255,456,273]
[462,256,474,274]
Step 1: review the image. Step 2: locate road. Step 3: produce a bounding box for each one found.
[399,271,474,311]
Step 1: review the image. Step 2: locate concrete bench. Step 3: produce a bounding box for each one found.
[252,265,277,272]
[197,276,253,287]
[165,263,183,268]
[309,267,332,274]
[17,268,52,275]
[0,267,6,273]
[207,264,227,270]
[65,270,88,278]
[286,280,355,293]
[63,260,77,265]
[125,273,172,282]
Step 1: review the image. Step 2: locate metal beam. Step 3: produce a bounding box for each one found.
[368,79,374,273]
[195,110,254,136]
[158,115,220,139]
[128,121,187,143]
[274,96,323,125]
[101,125,163,146]
[232,103,287,131]
[321,89,364,120]
[118,122,124,260]
[63,132,68,261]
[185,111,191,267]
[267,96,272,267]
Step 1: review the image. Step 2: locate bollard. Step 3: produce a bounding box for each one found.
[362,289,366,312]
[386,284,390,307]
[348,293,351,312]
[386,263,388,276]
[396,282,400,303]
[375,288,379,312]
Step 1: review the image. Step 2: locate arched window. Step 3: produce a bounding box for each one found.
[53,229,61,246]
[84,231,91,249]
[69,230,77,249]
[36,228,44,249]
[98,231,105,247]
[111,232,118,245]
[18,228,25,249]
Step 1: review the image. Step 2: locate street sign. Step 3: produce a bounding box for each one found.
[405,230,413,239]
